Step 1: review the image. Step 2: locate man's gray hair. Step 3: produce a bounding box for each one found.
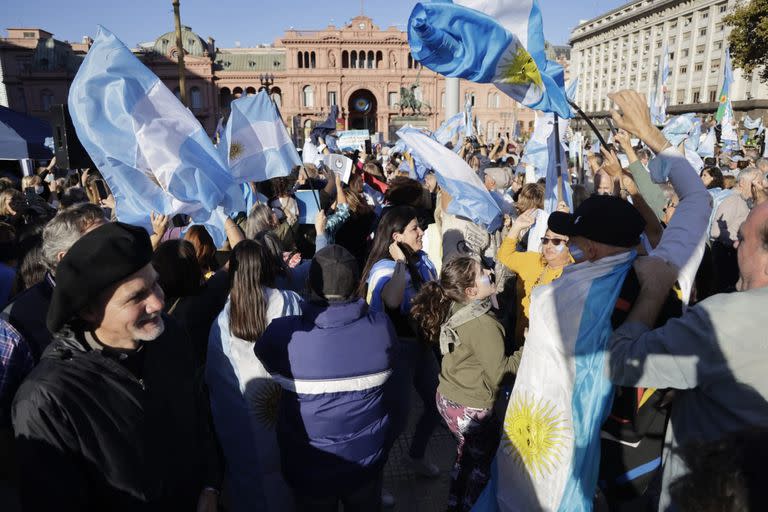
[737,167,759,184]
[42,203,108,273]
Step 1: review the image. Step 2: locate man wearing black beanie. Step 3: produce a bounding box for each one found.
[11,222,221,512]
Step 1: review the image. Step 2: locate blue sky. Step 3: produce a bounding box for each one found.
[4,0,628,49]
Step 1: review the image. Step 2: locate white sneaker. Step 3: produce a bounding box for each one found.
[408,456,440,478]
[381,489,396,508]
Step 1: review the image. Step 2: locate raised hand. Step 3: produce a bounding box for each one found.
[600,147,623,178]
[607,90,669,154]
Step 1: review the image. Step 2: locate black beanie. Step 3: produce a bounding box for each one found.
[47,222,153,333]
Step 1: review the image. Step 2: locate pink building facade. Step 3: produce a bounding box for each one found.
[0,17,571,143]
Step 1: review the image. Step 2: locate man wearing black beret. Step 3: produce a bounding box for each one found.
[11,222,221,512]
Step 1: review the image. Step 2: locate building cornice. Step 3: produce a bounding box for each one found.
[569,0,716,45]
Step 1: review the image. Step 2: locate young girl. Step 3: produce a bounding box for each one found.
[359,205,441,478]
[206,239,302,511]
[411,256,523,512]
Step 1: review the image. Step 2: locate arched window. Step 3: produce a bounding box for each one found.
[376,51,383,69]
[190,86,202,110]
[351,50,357,69]
[233,87,243,99]
[367,50,374,69]
[342,50,349,68]
[358,50,365,69]
[271,87,282,108]
[246,86,257,96]
[407,54,413,69]
[310,52,316,68]
[492,93,500,108]
[302,85,314,108]
[298,52,303,69]
[219,87,232,109]
[469,93,476,107]
[40,89,54,111]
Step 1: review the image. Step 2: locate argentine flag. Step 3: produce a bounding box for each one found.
[474,252,635,511]
[397,127,502,230]
[650,44,670,126]
[219,91,301,183]
[408,0,572,118]
[68,26,242,246]
[434,111,467,145]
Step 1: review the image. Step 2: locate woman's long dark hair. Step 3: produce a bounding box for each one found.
[358,205,420,298]
[411,257,479,344]
[152,239,202,298]
[228,238,280,342]
[701,166,724,190]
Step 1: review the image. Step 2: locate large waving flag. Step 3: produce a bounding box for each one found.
[397,127,502,230]
[434,111,466,145]
[716,49,733,123]
[475,251,635,511]
[464,94,474,137]
[219,91,301,183]
[68,26,242,246]
[650,44,670,125]
[408,0,572,118]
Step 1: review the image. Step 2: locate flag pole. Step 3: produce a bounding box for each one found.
[568,100,608,148]
[554,113,564,203]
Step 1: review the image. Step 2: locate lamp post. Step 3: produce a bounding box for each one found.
[171,0,187,106]
[259,73,275,95]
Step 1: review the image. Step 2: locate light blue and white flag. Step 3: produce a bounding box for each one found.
[522,113,567,181]
[219,90,301,183]
[565,77,579,116]
[397,127,502,230]
[409,0,572,118]
[743,115,764,134]
[68,26,242,246]
[698,127,716,158]
[685,117,702,154]
[543,118,573,215]
[650,44,670,125]
[662,113,696,148]
[214,115,224,144]
[474,251,635,511]
[434,111,466,145]
[393,126,432,179]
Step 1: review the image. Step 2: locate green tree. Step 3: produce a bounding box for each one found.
[725,0,768,83]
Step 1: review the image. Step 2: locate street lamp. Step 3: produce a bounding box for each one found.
[259,73,275,95]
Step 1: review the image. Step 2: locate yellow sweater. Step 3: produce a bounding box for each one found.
[497,237,569,345]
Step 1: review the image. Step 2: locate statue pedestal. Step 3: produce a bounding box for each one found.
[389,116,430,142]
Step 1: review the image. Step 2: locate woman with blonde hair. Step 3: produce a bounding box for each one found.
[497,208,572,346]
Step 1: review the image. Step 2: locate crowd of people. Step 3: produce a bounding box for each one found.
[0,88,767,512]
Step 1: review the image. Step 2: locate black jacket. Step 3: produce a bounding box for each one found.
[11,315,218,512]
[2,272,55,361]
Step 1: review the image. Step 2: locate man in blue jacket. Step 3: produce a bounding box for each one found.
[255,244,400,511]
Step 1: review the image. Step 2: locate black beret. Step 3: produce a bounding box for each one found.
[548,195,646,248]
[47,222,153,333]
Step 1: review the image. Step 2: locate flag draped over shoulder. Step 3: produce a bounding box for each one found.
[408,0,572,118]
[474,252,635,511]
[68,26,242,246]
[397,127,502,230]
[219,91,301,183]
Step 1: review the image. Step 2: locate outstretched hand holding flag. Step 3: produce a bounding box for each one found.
[408,0,572,118]
[68,26,243,245]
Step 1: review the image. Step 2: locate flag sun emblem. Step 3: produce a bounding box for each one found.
[248,381,281,429]
[229,141,244,161]
[502,392,570,479]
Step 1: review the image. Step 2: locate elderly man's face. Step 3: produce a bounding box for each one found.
[735,203,768,291]
[88,263,165,346]
[595,171,614,196]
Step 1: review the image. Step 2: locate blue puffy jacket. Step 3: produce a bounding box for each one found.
[254,299,400,497]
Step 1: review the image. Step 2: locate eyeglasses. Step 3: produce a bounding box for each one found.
[540,237,567,246]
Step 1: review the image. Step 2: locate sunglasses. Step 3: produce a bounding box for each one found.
[541,237,567,246]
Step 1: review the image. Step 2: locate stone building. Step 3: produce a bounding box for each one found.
[1,16,552,144]
[569,0,768,121]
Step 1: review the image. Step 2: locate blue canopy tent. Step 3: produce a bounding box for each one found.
[0,106,53,160]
